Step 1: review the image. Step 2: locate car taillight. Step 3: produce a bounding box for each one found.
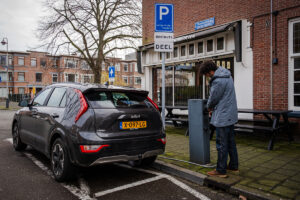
[157,138,166,144]
[147,97,159,111]
[74,89,88,122]
[80,145,110,153]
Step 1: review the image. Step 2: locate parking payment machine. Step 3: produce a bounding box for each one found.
[188,99,210,164]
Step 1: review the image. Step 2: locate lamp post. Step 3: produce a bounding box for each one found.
[1,37,9,108]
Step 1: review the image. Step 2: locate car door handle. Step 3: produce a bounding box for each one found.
[51,113,59,118]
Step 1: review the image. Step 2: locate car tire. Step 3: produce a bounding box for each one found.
[51,138,76,182]
[141,156,157,166]
[12,123,27,151]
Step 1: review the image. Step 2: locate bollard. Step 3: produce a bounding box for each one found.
[6,98,9,108]
[188,99,210,164]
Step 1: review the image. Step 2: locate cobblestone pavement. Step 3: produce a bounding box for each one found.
[161,126,300,199]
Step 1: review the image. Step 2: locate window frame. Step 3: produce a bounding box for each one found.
[216,36,225,53]
[18,72,25,81]
[180,45,186,58]
[206,38,214,54]
[46,87,67,108]
[31,57,37,67]
[36,73,42,82]
[289,17,300,110]
[188,43,195,56]
[197,40,204,55]
[18,57,25,66]
[52,73,58,83]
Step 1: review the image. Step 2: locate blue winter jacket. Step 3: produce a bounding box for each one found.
[207,67,238,127]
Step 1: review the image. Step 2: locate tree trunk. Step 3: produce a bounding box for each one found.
[93,67,101,83]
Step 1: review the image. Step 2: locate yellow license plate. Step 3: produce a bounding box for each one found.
[120,121,147,129]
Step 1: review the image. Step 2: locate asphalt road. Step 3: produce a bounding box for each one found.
[0,109,237,200]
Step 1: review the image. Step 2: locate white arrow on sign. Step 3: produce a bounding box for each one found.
[110,69,114,77]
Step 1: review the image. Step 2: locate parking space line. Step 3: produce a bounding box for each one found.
[115,163,211,200]
[4,138,95,200]
[94,175,165,198]
[4,138,210,200]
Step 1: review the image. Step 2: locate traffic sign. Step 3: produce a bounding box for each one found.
[155,3,174,32]
[154,32,174,52]
[109,66,115,81]
[0,76,1,83]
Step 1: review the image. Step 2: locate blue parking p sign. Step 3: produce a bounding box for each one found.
[155,4,174,32]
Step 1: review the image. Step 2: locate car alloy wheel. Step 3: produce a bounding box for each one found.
[51,143,65,177]
[12,123,27,151]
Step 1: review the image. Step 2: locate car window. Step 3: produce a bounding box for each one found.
[85,90,148,109]
[47,88,67,107]
[32,88,52,106]
[60,93,67,107]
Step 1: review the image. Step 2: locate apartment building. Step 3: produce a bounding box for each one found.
[0,51,143,98]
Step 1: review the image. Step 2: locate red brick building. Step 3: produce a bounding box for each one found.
[0,51,143,99]
[140,1,300,119]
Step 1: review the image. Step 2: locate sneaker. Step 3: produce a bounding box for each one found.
[207,170,228,178]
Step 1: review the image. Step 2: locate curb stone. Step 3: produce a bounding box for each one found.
[152,160,283,200]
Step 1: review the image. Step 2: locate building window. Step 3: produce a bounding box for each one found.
[116,63,120,71]
[189,44,194,55]
[207,39,214,52]
[36,73,42,82]
[130,63,133,72]
[67,74,75,82]
[293,22,300,53]
[159,52,162,60]
[64,59,76,68]
[18,72,25,81]
[9,87,13,95]
[124,64,128,72]
[198,41,203,54]
[83,75,92,83]
[135,77,141,85]
[81,60,90,70]
[52,74,58,83]
[18,88,25,94]
[9,56,12,65]
[217,37,224,51]
[123,76,128,84]
[167,52,171,59]
[181,45,186,57]
[40,58,47,67]
[173,47,178,58]
[31,58,37,67]
[18,57,24,65]
[8,72,13,81]
[289,18,300,110]
[134,63,138,72]
[0,55,6,65]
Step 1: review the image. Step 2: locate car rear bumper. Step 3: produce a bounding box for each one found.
[69,133,166,167]
[89,149,164,166]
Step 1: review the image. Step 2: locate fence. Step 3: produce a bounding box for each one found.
[8,94,30,102]
[160,86,203,106]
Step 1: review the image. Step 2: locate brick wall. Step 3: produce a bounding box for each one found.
[142,0,300,112]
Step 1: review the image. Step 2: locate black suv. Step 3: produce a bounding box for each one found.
[12,83,165,181]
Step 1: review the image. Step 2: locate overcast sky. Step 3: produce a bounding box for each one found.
[0,0,46,52]
[0,0,136,58]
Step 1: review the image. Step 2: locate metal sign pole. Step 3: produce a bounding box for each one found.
[162,52,166,129]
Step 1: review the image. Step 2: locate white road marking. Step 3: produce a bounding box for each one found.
[115,163,211,200]
[4,138,95,200]
[4,138,13,143]
[4,138,211,200]
[94,175,165,198]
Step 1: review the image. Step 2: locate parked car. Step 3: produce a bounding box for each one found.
[12,83,165,181]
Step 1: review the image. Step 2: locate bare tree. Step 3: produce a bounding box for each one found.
[38,0,142,83]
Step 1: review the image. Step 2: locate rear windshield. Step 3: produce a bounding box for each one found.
[85,91,152,109]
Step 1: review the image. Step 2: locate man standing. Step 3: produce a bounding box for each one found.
[200,61,238,178]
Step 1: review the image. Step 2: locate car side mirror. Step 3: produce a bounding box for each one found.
[18,99,29,107]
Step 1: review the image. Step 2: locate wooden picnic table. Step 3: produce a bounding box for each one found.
[159,106,293,150]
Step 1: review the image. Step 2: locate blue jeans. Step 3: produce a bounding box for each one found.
[215,125,238,174]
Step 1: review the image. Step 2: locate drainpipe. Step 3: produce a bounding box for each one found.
[270,0,273,110]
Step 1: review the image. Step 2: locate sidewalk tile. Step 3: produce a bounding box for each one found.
[248,182,272,191]
[272,186,298,199]
[244,171,264,179]
[257,179,281,187]
[282,179,300,190]
[275,168,298,176]
[264,173,288,181]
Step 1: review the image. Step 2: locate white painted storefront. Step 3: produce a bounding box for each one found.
[140,20,253,118]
